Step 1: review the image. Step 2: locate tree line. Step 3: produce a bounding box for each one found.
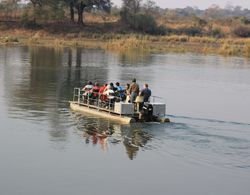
[2,1,249,23]
[0,0,250,37]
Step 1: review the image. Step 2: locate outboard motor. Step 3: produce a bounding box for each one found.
[141,103,153,122]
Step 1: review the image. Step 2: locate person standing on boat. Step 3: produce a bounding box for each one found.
[140,83,151,102]
[129,78,140,103]
[125,83,130,103]
[125,83,130,95]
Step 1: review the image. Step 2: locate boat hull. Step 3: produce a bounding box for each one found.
[69,101,136,124]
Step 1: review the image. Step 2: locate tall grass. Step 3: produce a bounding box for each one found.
[106,36,147,51]
[1,27,250,58]
[244,44,250,57]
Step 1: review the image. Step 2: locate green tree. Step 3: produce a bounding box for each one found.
[143,0,156,14]
[71,0,111,25]
[63,0,77,22]
[120,0,142,26]
[0,0,20,19]
[28,0,44,23]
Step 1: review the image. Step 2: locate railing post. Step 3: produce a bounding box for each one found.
[78,88,80,105]
[97,94,100,110]
[87,93,89,107]
[108,99,110,112]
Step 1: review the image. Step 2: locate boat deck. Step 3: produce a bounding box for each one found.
[69,101,136,124]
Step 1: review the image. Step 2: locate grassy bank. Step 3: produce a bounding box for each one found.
[1,28,250,58]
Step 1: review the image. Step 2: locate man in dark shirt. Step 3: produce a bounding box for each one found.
[140,83,151,102]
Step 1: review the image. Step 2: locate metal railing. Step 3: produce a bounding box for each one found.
[72,88,166,116]
[72,87,117,113]
[150,96,166,104]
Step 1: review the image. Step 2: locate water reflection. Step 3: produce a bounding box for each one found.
[2,46,109,117]
[118,50,152,67]
[1,46,112,150]
[123,128,152,160]
[83,121,115,151]
[74,114,153,160]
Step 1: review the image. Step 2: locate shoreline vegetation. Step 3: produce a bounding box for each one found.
[1,28,250,58]
[1,0,250,58]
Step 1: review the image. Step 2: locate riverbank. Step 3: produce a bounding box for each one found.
[1,28,250,57]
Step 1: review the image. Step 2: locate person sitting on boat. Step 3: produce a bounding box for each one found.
[103,85,115,109]
[104,87,115,100]
[82,81,93,91]
[91,82,100,99]
[99,83,107,94]
[82,81,93,102]
[99,83,108,102]
[140,83,151,102]
[108,82,114,90]
[129,78,140,103]
[115,82,126,101]
[114,82,123,91]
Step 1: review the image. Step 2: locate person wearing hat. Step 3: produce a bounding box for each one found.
[129,78,140,103]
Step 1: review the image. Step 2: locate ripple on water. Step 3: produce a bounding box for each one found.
[146,117,250,171]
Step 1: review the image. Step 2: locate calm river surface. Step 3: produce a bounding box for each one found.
[0,46,250,195]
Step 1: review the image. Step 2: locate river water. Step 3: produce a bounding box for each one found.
[0,46,250,195]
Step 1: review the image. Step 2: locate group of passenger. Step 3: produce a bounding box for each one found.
[81,78,151,108]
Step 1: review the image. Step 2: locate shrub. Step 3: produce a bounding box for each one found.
[20,11,41,29]
[178,26,202,36]
[244,44,250,57]
[211,28,224,38]
[240,17,250,25]
[134,14,158,34]
[4,36,19,43]
[233,25,250,37]
[120,8,132,24]
[120,9,166,35]
[20,11,30,27]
